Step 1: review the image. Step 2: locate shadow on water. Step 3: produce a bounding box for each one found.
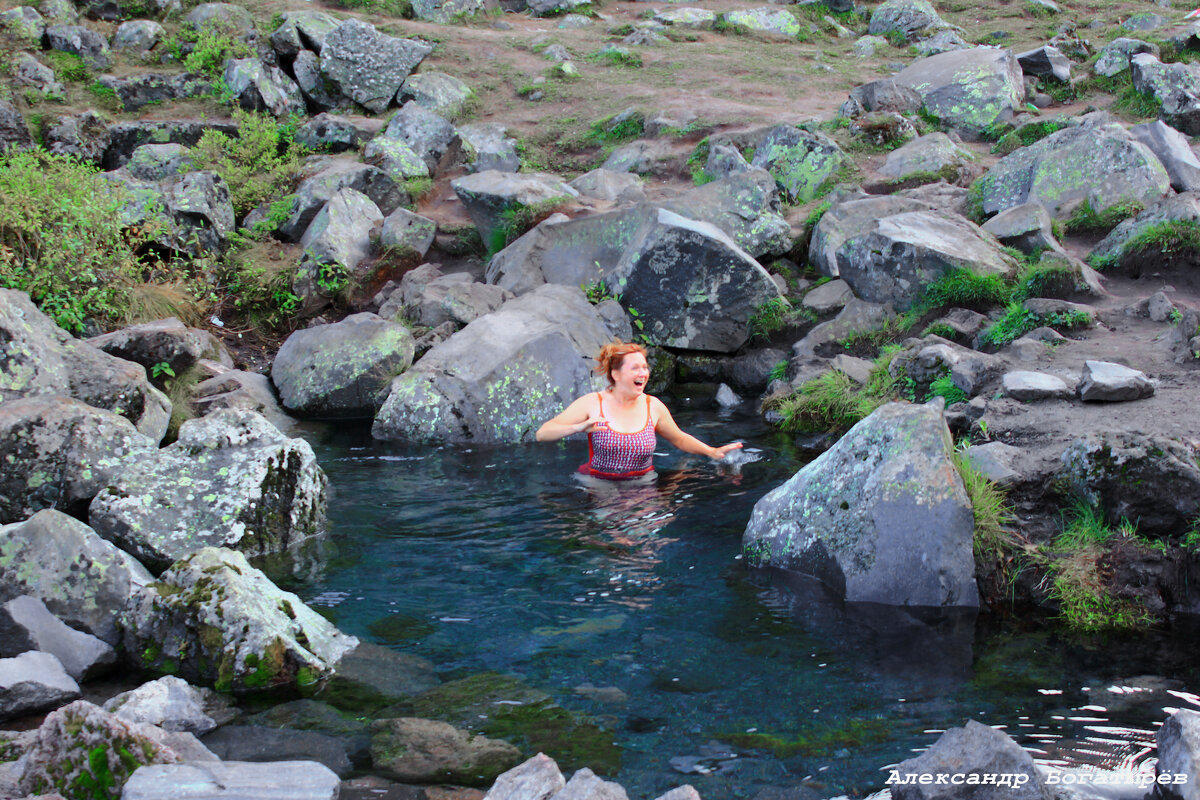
[260,413,1200,800]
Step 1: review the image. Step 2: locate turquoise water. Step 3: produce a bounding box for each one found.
[272,410,1200,799]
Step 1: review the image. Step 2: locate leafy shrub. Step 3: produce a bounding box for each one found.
[978,302,1091,348]
[769,349,901,432]
[0,150,164,332]
[188,109,308,215]
[174,23,255,80]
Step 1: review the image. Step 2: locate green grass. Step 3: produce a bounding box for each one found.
[1090,219,1200,270]
[991,118,1071,155]
[583,111,645,146]
[748,297,815,340]
[187,109,309,215]
[978,303,1092,348]
[952,447,1017,565]
[769,349,903,433]
[919,269,1013,310]
[42,50,89,82]
[586,48,643,68]
[929,373,967,405]
[1064,199,1143,234]
[487,196,572,255]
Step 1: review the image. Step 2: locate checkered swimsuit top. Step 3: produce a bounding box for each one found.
[582,392,656,480]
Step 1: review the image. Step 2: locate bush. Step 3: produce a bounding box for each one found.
[769,349,902,432]
[0,150,163,332]
[188,109,308,215]
[748,297,814,340]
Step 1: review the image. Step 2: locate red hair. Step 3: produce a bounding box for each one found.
[594,340,648,386]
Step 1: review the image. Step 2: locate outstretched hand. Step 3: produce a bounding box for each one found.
[710,441,744,460]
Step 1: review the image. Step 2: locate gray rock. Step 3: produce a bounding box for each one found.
[0,510,151,645]
[1016,45,1071,82]
[0,651,80,721]
[1147,290,1175,322]
[192,369,294,431]
[373,285,611,444]
[705,143,751,179]
[721,7,802,37]
[202,725,353,777]
[122,760,341,800]
[1093,37,1158,78]
[1077,359,1154,401]
[45,110,110,164]
[802,279,853,313]
[829,354,874,385]
[832,209,1018,310]
[45,23,110,69]
[102,119,238,171]
[0,289,171,441]
[1058,433,1200,534]
[485,753,566,800]
[893,47,1025,137]
[1157,709,1200,800]
[743,401,978,607]
[914,29,969,56]
[295,187,384,311]
[272,313,414,419]
[868,0,950,42]
[363,136,431,185]
[380,207,437,260]
[0,395,155,523]
[1123,11,1165,32]
[730,348,786,392]
[452,170,579,252]
[664,169,792,258]
[1089,192,1200,274]
[104,675,234,735]
[387,264,513,328]
[0,100,33,152]
[809,194,933,277]
[981,201,1060,255]
[1130,53,1200,135]
[458,123,521,173]
[602,139,673,175]
[0,6,45,45]
[792,299,894,359]
[749,125,845,204]
[897,181,971,215]
[607,208,784,352]
[1130,121,1200,193]
[890,720,1048,800]
[852,34,887,57]
[850,111,918,148]
[379,101,462,174]
[411,0,486,22]
[1001,370,1072,400]
[715,384,742,408]
[933,307,990,340]
[294,49,343,111]
[654,7,716,28]
[552,768,629,800]
[270,10,341,57]
[370,717,521,786]
[879,132,973,185]
[950,352,1004,395]
[0,595,115,681]
[165,170,237,256]
[89,409,327,571]
[12,53,64,102]
[281,159,403,243]
[644,109,696,138]
[399,71,473,120]
[224,58,305,118]
[963,441,1024,485]
[38,0,76,22]
[185,3,254,39]
[971,119,1170,221]
[96,72,211,113]
[126,143,195,181]
[122,547,358,692]
[319,19,433,113]
[314,640,438,713]
[570,169,646,205]
[88,317,220,377]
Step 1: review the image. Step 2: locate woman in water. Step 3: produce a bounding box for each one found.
[536,340,743,480]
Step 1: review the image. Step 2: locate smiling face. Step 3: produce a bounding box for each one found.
[610,352,650,395]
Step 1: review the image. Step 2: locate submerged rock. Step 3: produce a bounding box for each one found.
[743,402,978,607]
[370,717,522,785]
[889,720,1047,800]
[123,760,341,800]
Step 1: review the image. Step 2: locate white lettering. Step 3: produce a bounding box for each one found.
[1174,774,1189,785]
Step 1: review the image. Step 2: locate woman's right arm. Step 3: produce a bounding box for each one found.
[535,395,602,442]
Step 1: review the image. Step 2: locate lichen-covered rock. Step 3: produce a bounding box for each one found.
[165,170,236,256]
[270,10,341,57]
[370,717,521,786]
[0,395,154,523]
[0,100,33,152]
[0,510,151,645]
[569,168,645,205]
[271,313,415,419]
[981,201,1060,255]
[104,675,234,735]
[223,58,305,118]
[893,46,1024,137]
[721,7,801,37]
[192,370,294,431]
[294,113,383,153]
[113,18,164,51]
[459,123,520,174]
[0,289,171,442]
[121,547,359,692]
[829,209,1018,310]
[0,651,80,721]
[1089,192,1200,274]
[1001,370,1072,401]
[279,158,404,243]
[743,401,978,607]
[88,409,327,571]
[969,119,1170,221]
[18,700,214,798]
[452,170,579,253]
[411,0,486,23]
[95,72,211,113]
[809,194,932,277]
[878,132,973,185]
[868,0,950,42]
[379,100,461,175]
[319,19,432,113]
[663,169,792,258]
[1130,121,1200,194]
[87,317,225,377]
[1092,37,1157,78]
[373,285,610,444]
[914,29,968,56]
[1058,432,1200,535]
[380,207,437,260]
[13,52,64,103]
[293,187,384,312]
[654,7,716,28]
[0,6,45,45]
[400,72,473,120]
[1129,53,1200,135]
[606,208,784,352]
[184,2,254,39]
[383,264,513,329]
[294,49,342,111]
[45,23,110,69]
[749,125,845,204]
[889,720,1048,800]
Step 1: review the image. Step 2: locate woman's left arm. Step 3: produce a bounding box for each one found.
[651,397,743,460]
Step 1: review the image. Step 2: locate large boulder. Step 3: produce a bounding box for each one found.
[373,285,610,444]
[452,170,579,253]
[87,317,227,377]
[122,547,359,693]
[1089,192,1200,274]
[878,132,974,186]
[0,651,80,721]
[1157,709,1200,800]
[0,395,155,523]
[485,754,566,800]
[868,0,950,42]
[663,169,792,258]
[376,101,461,175]
[123,761,341,800]
[400,71,474,120]
[45,23,111,69]
[1130,121,1200,193]
[88,409,327,572]
[1057,432,1200,535]
[605,208,784,351]
[318,18,432,113]
[223,57,305,119]
[0,289,171,442]
[279,159,404,242]
[721,7,801,38]
[370,717,522,786]
[743,402,978,607]
[293,187,384,311]
[270,10,341,57]
[104,675,235,735]
[809,194,932,277]
[893,47,1025,136]
[0,509,152,645]
[383,264,513,329]
[826,209,1018,310]
[0,595,116,681]
[271,313,415,419]
[1129,53,1200,135]
[888,720,1048,800]
[749,125,846,204]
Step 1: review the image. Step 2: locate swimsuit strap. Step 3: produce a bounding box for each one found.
[597,391,605,418]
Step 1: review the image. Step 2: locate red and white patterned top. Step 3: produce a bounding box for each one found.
[581,393,656,479]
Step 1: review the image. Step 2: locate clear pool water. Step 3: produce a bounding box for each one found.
[268,409,1200,799]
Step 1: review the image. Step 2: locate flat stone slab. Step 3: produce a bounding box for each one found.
[963,441,1024,485]
[0,651,80,721]
[1002,370,1073,401]
[1077,360,1154,402]
[122,760,341,800]
[802,279,853,314]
